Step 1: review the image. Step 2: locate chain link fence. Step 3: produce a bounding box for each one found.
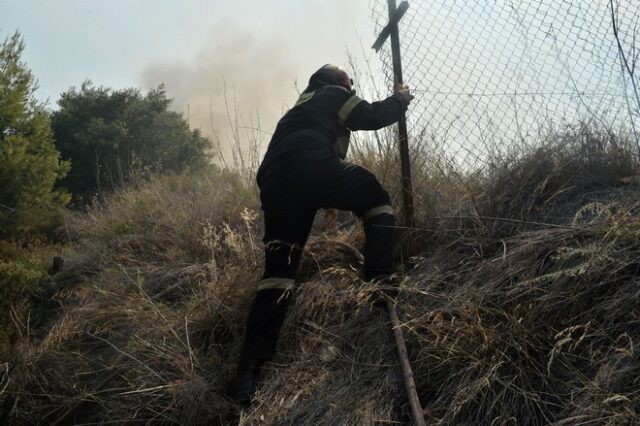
[371,0,640,171]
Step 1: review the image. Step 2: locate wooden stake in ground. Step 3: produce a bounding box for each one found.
[374,4,424,422]
[387,301,426,426]
[372,0,415,228]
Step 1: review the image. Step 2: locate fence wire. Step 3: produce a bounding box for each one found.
[371,0,640,171]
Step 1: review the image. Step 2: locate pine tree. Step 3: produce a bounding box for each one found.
[0,32,69,238]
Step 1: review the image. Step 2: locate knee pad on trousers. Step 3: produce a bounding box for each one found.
[362,205,394,222]
[361,185,391,216]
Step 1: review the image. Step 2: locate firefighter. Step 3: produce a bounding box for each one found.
[232,64,413,405]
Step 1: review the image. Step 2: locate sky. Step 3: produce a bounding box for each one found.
[3,0,632,167]
[2,0,384,153]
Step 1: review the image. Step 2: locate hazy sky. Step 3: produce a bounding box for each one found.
[4,0,630,166]
[2,1,383,140]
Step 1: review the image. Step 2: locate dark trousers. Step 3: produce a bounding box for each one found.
[239,152,395,363]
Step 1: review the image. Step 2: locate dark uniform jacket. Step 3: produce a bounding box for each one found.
[257,85,408,181]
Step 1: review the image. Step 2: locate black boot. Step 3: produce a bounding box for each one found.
[232,360,262,406]
[368,274,400,307]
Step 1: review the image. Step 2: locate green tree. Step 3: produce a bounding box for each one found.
[52,82,212,198]
[0,32,69,238]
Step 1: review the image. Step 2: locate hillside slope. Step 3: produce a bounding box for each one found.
[2,134,640,425]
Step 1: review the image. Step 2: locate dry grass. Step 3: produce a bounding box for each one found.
[237,206,640,425]
[2,125,640,425]
[1,170,262,424]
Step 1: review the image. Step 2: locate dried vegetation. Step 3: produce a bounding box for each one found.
[2,125,640,425]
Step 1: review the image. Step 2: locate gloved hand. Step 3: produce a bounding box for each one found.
[394,84,415,106]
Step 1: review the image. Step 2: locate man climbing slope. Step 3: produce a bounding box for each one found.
[233,64,413,404]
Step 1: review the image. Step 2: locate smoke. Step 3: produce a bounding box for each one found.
[139,1,369,168]
[141,23,302,166]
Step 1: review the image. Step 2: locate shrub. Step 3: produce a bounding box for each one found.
[52,82,212,200]
[0,246,48,349]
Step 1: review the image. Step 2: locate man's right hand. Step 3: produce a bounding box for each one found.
[395,84,415,105]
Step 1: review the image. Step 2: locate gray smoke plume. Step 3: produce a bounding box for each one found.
[141,23,299,168]
[139,1,369,168]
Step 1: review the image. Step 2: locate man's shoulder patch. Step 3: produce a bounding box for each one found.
[294,91,315,107]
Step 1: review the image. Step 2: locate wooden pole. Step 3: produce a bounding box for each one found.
[387,301,426,426]
[373,4,423,422]
[387,0,415,228]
